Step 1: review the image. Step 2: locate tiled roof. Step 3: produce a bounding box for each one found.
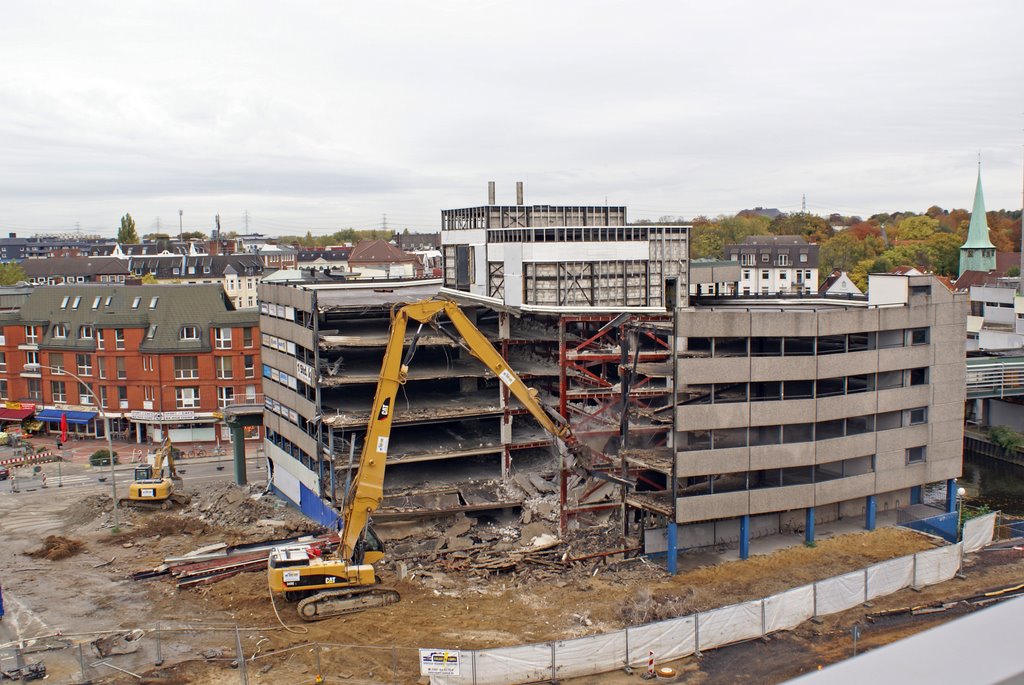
[18,284,257,352]
[20,256,129,277]
[348,240,418,263]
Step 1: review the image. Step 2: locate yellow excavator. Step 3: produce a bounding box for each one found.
[268,297,591,621]
[119,437,191,509]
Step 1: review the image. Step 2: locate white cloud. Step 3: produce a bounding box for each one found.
[0,0,1021,235]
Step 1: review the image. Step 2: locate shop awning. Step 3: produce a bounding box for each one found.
[35,409,98,425]
[0,408,34,422]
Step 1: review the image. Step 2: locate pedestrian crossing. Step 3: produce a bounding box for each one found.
[45,475,96,487]
[0,498,68,536]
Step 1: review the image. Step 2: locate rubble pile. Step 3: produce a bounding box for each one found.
[27,535,85,560]
[188,483,320,539]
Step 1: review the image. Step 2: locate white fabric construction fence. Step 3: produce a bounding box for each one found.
[429,522,996,685]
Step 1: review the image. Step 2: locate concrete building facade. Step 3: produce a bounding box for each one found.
[628,273,967,557]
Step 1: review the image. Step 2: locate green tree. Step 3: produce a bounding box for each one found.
[180,231,208,241]
[892,215,938,241]
[0,262,27,286]
[769,212,832,243]
[820,232,877,274]
[140,274,159,284]
[118,213,139,244]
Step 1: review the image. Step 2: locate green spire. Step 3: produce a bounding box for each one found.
[959,165,997,277]
[963,169,995,249]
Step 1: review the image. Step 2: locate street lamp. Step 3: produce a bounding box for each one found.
[956,486,967,541]
[36,364,119,530]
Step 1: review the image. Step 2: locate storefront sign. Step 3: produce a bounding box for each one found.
[130,410,197,422]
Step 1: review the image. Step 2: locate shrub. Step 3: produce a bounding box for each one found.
[988,425,1024,455]
[89,449,119,466]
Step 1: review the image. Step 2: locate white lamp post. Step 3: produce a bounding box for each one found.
[38,365,118,530]
[956,486,967,541]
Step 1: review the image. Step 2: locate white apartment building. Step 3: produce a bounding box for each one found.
[725,235,819,295]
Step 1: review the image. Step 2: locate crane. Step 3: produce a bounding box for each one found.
[268,298,591,621]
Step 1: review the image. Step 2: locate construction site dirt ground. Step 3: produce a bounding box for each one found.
[1,474,1022,684]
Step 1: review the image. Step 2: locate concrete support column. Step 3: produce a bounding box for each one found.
[666,522,678,575]
[229,423,247,486]
[740,515,750,560]
[865,495,877,531]
[945,479,958,513]
[805,507,815,545]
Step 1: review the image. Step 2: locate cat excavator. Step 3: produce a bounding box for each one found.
[119,437,191,509]
[268,297,592,621]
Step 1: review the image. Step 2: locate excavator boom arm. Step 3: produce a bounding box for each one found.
[339,298,588,561]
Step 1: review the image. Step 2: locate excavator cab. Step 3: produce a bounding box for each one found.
[133,465,153,481]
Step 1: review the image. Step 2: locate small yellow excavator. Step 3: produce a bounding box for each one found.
[268,297,591,621]
[119,437,191,510]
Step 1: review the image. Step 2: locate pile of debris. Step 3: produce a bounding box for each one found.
[134,533,338,588]
[26,535,85,561]
[187,483,320,539]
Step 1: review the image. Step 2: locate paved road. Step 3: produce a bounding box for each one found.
[0,454,266,496]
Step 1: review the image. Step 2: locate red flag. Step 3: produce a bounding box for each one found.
[60,412,68,443]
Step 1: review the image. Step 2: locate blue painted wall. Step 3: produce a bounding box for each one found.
[899,511,958,543]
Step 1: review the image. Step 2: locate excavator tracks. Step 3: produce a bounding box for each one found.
[296,587,401,621]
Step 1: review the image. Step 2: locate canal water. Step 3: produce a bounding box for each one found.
[958,452,1024,516]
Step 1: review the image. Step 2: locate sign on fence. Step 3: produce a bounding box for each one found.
[420,649,462,676]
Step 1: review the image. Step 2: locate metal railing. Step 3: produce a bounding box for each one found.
[966,357,1024,398]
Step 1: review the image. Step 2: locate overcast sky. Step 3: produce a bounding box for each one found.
[1,1,1022,237]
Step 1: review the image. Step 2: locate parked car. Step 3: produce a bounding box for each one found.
[0,465,9,480]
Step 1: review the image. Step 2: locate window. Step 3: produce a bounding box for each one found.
[909,328,929,345]
[96,330,104,350]
[214,328,232,349]
[80,386,95,405]
[51,381,66,404]
[245,384,257,402]
[116,356,126,380]
[0,379,7,399]
[244,355,255,378]
[117,385,128,408]
[741,254,756,266]
[799,254,808,263]
[115,329,125,349]
[778,254,791,266]
[906,446,927,464]
[216,356,233,379]
[52,324,68,338]
[0,353,5,372]
[76,353,92,376]
[146,324,157,339]
[79,325,93,339]
[142,355,154,372]
[217,386,235,408]
[174,356,199,379]
[71,296,81,309]
[92,296,101,310]
[60,296,69,309]
[131,296,141,309]
[180,326,199,341]
[761,270,770,280]
[99,386,109,408]
[910,368,928,386]
[27,378,41,400]
[176,387,200,409]
[25,326,37,344]
[761,253,769,262]
[779,270,787,279]
[49,352,64,374]
[149,296,159,309]
[144,386,155,402]
[243,328,254,348]
[908,407,928,425]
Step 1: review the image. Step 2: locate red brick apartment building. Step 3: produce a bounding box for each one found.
[0,284,260,444]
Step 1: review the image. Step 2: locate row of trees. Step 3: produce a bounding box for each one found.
[681,207,1022,290]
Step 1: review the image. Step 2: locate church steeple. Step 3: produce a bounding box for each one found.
[959,164,997,277]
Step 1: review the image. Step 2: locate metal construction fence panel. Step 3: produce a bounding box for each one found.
[553,631,626,679]
[814,570,867,616]
[624,615,696,668]
[913,544,962,586]
[695,600,762,651]
[865,555,915,601]
[762,585,814,634]
[962,512,998,553]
